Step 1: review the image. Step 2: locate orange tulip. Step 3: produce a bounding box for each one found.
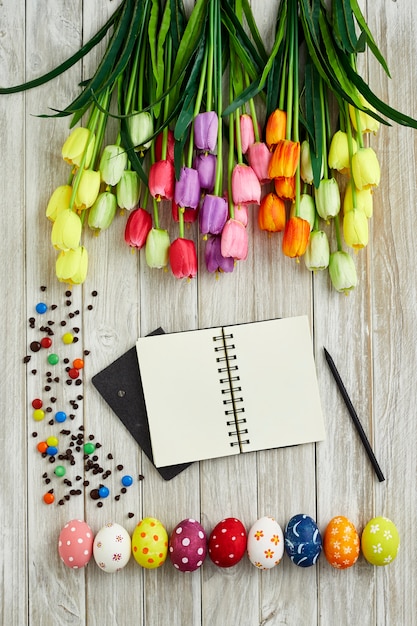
[274,175,296,201]
[265,109,287,150]
[258,192,286,233]
[282,216,310,259]
[268,139,300,179]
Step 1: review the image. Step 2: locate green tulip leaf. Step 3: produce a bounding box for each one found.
[349,0,391,75]
[331,0,358,54]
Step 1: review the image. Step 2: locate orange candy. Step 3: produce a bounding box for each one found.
[43,492,55,505]
[37,441,48,454]
[323,516,360,569]
[73,358,84,370]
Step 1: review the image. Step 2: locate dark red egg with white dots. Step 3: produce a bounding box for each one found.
[169,518,207,572]
[208,517,247,567]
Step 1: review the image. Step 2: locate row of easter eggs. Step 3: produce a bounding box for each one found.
[58,514,399,573]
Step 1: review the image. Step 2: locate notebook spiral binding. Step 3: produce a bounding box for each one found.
[213,332,250,450]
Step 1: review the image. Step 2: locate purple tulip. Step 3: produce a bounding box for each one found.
[205,235,235,273]
[193,153,217,193]
[194,112,218,152]
[199,194,228,236]
[174,166,201,209]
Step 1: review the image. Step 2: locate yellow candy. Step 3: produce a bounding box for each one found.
[62,332,74,344]
[131,517,168,569]
[46,436,59,447]
[33,409,45,422]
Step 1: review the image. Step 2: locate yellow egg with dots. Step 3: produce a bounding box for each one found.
[361,516,400,566]
[131,517,168,569]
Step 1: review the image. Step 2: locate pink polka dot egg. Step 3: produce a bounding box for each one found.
[58,519,94,569]
[169,518,207,572]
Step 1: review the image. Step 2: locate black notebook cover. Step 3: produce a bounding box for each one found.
[91,328,192,481]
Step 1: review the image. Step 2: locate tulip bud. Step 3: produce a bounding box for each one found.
[300,140,315,184]
[169,238,198,279]
[74,169,101,211]
[343,180,373,218]
[231,164,261,206]
[233,204,248,226]
[99,145,128,186]
[124,207,152,249]
[193,153,216,193]
[290,194,316,230]
[56,245,88,285]
[174,167,201,209]
[329,250,357,294]
[171,200,198,224]
[62,127,95,168]
[240,114,256,154]
[282,216,310,259]
[274,176,296,201]
[145,227,170,268]
[221,219,248,260]
[88,191,117,232]
[127,111,154,154]
[349,95,380,134]
[194,111,218,152]
[148,160,175,201]
[46,185,72,222]
[199,194,228,236]
[314,177,341,221]
[265,109,287,150]
[205,235,234,273]
[343,208,369,251]
[304,230,330,271]
[328,130,357,175]
[268,139,300,179]
[155,129,175,163]
[258,192,286,233]
[116,170,141,210]
[51,209,82,252]
[351,147,380,191]
[247,142,272,184]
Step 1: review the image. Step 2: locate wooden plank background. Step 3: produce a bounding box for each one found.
[1,0,416,624]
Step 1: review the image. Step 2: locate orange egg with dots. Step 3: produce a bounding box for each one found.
[131,517,168,569]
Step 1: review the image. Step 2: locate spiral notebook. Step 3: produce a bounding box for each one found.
[136,316,325,468]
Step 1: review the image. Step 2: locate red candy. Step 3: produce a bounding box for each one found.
[32,398,43,409]
[68,368,79,379]
[40,337,52,349]
[208,517,247,567]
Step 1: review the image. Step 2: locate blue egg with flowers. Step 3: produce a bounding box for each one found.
[284,514,322,567]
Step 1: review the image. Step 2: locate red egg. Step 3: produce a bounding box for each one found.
[208,517,247,567]
[169,519,207,572]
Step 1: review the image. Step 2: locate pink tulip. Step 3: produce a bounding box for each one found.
[231,164,261,206]
[205,235,235,273]
[199,194,228,236]
[169,238,197,279]
[239,113,256,154]
[174,166,201,209]
[221,218,249,260]
[194,111,218,152]
[247,142,272,184]
[124,207,152,249]
[233,204,248,226]
[148,160,175,201]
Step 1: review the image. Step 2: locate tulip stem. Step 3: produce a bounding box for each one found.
[334,210,343,252]
[213,0,223,197]
[152,197,160,229]
[285,1,294,141]
[227,81,235,220]
[319,78,329,180]
[292,0,300,217]
[345,102,359,210]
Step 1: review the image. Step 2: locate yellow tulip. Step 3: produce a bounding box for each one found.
[314,177,341,221]
[343,181,373,218]
[99,144,128,186]
[51,209,82,251]
[304,230,330,271]
[351,147,380,191]
[74,169,101,210]
[343,208,369,251]
[62,127,95,168]
[328,130,357,175]
[56,246,88,285]
[349,95,380,134]
[46,185,72,221]
[329,251,357,294]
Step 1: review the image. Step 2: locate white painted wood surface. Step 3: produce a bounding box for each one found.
[1,0,416,624]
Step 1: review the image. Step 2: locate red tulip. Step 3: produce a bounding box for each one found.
[155,129,175,163]
[221,219,248,260]
[205,235,235,273]
[231,164,261,206]
[268,139,300,179]
[148,160,175,201]
[169,238,197,279]
[282,216,310,259]
[258,192,286,232]
[124,207,152,249]
[171,200,198,223]
[247,142,272,184]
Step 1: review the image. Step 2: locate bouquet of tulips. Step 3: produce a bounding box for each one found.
[2,0,416,292]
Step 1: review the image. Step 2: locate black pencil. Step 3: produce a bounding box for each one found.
[323,347,385,482]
